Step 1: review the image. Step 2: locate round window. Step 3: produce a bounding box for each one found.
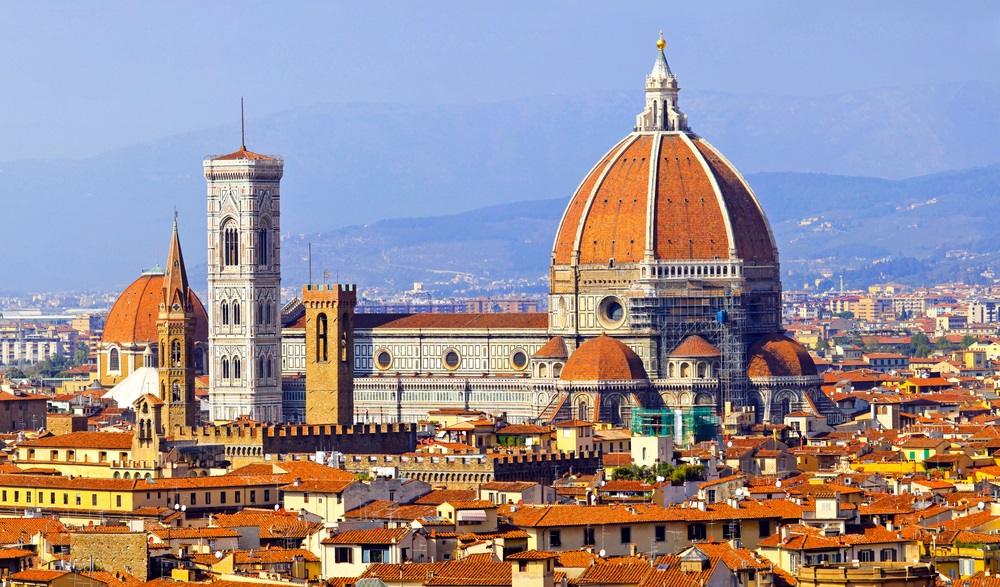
[511,350,528,371]
[374,349,392,370]
[597,296,627,329]
[444,350,461,370]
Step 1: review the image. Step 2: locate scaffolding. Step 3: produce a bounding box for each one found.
[630,406,718,447]
[628,283,750,409]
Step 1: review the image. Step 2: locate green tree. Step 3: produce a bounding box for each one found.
[3,367,26,380]
[935,336,954,352]
[961,335,977,349]
[915,344,933,358]
[835,311,855,319]
[909,332,930,356]
[815,339,829,350]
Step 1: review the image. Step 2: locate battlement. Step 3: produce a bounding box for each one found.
[302,284,357,305]
[173,421,413,440]
[170,421,416,456]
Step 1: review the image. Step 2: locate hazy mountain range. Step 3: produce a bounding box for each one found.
[2,82,999,293]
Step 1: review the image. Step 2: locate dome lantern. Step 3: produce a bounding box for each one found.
[636,32,688,132]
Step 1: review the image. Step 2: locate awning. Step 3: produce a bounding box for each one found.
[457,510,487,523]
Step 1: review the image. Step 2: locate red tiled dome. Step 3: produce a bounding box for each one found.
[102,273,208,345]
[552,133,775,266]
[560,334,648,382]
[747,334,817,378]
[668,335,721,358]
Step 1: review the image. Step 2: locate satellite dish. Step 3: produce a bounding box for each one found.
[181,505,187,512]
[775,480,782,488]
[215,551,223,559]
[980,502,986,511]
[727,441,733,448]
[174,503,180,511]
[655,476,665,483]
[599,549,606,558]
[275,504,281,511]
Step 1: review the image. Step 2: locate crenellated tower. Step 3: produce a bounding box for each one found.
[204,144,284,422]
[302,284,356,426]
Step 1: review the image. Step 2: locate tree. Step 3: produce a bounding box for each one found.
[935,336,954,352]
[73,342,89,366]
[3,367,26,380]
[835,311,855,319]
[815,339,829,350]
[961,335,977,349]
[909,332,930,356]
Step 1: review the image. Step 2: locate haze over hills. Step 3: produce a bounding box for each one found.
[2,82,999,292]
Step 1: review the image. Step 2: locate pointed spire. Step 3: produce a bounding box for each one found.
[635,30,688,133]
[162,212,189,312]
[650,31,674,80]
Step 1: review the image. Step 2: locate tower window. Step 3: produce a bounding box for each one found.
[316,313,328,363]
[222,220,239,267]
[221,301,230,326]
[233,302,241,326]
[171,341,181,367]
[266,356,273,379]
[221,357,230,379]
[109,348,120,372]
[257,222,270,266]
[233,357,241,380]
[257,301,263,325]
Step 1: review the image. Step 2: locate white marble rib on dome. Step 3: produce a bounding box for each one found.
[102,366,160,408]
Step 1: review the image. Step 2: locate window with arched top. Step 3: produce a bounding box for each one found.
[109,348,120,372]
[221,357,230,379]
[171,341,181,367]
[697,362,707,378]
[233,301,241,326]
[266,356,272,379]
[266,302,272,325]
[222,220,239,267]
[257,220,270,266]
[258,356,264,380]
[316,313,328,362]
[680,362,691,378]
[221,301,230,326]
[172,381,181,402]
[257,301,263,325]
[233,357,241,380]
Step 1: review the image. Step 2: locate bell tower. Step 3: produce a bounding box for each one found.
[157,217,198,431]
[204,143,284,422]
[302,284,356,426]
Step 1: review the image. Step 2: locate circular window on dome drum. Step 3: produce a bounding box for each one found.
[510,349,529,371]
[374,349,393,370]
[443,349,461,370]
[597,296,627,329]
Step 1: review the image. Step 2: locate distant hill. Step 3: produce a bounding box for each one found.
[280,164,1000,297]
[2,82,999,291]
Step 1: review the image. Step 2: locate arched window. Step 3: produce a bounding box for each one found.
[316,313,328,362]
[266,303,272,324]
[221,357,230,379]
[221,301,230,326]
[233,357,241,380]
[258,356,264,380]
[109,348,120,371]
[222,220,239,267]
[172,381,181,401]
[697,362,707,378]
[171,341,181,367]
[257,221,270,266]
[257,301,263,325]
[680,362,691,378]
[233,302,241,326]
[265,356,272,379]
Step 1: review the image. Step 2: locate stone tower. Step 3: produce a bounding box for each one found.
[204,145,284,422]
[157,218,198,430]
[302,284,356,426]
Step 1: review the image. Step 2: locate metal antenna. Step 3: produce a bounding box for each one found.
[241,97,246,149]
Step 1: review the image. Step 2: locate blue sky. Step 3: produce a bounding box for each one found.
[2,2,998,161]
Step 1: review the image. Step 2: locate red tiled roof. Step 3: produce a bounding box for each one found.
[748,334,817,378]
[321,527,409,545]
[533,336,569,359]
[211,147,277,161]
[561,334,647,382]
[102,273,207,344]
[19,431,134,449]
[355,313,547,330]
[669,335,721,358]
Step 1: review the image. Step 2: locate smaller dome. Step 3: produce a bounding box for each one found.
[102,273,209,345]
[534,336,569,359]
[561,334,648,382]
[668,335,721,358]
[747,334,818,378]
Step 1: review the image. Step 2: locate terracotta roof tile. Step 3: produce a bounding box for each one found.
[561,334,647,382]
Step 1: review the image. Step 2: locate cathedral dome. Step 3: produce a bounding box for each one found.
[102,271,209,345]
[747,334,818,378]
[551,37,776,271]
[560,334,648,382]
